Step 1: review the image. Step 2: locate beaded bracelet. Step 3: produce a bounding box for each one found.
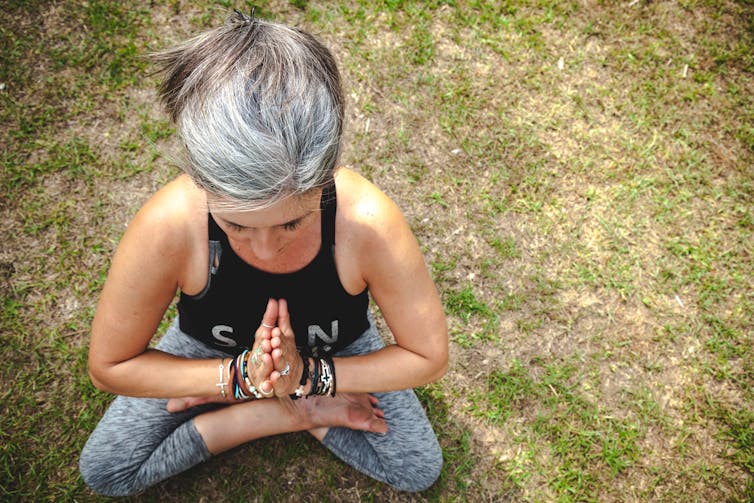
[240,350,262,399]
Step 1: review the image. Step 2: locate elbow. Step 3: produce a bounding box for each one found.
[432,359,448,383]
[425,350,448,384]
[88,368,110,392]
[427,325,449,383]
[87,360,118,394]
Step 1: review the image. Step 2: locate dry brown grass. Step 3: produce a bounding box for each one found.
[2,0,753,501]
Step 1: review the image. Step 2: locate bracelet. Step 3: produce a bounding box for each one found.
[327,356,338,396]
[319,358,332,396]
[308,356,337,398]
[226,356,231,390]
[240,350,262,399]
[324,356,336,397]
[231,355,248,400]
[290,353,309,400]
[307,357,320,397]
[232,356,250,400]
[216,359,228,398]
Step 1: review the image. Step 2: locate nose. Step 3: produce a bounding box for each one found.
[248,230,280,260]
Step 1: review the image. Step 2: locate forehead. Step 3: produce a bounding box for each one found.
[208,191,321,228]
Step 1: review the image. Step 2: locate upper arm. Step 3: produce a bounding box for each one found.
[349,177,448,365]
[89,181,196,373]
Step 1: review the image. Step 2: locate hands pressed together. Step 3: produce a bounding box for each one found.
[164,299,310,412]
[166,298,387,434]
[246,297,306,399]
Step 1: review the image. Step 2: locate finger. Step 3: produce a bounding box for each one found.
[270,327,282,350]
[250,340,271,370]
[255,298,279,340]
[273,325,298,360]
[271,347,286,371]
[277,298,292,334]
[248,351,276,398]
[370,418,388,434]
[268,375,291,397]
[269,348,291,389]
[257,378,275,397]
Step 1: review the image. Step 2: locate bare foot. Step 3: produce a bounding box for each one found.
[297,393,388,434]
[166,395,233,413]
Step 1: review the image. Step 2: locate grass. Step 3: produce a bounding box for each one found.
[2,0,753,501]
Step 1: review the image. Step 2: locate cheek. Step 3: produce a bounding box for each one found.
[279,230,300,242]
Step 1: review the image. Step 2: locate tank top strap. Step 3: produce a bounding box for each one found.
[320,181,337,249]
[208,212,226,241]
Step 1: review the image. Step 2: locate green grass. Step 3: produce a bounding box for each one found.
[469,360,642,498]
[2,0,753,500]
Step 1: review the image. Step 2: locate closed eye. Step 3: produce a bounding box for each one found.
[282,219,302,231]
[217,214,309,232]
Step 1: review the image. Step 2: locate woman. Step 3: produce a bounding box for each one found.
[80,11,448,497]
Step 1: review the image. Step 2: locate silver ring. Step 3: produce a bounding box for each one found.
[279,362,290,376]
[250,345,262,366]
[262,323,275,329]
[259,383,274,397]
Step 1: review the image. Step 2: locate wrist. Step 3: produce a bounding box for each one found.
[306,356,336,398]
[231,350,262,400]
[215,358,229,398]
[305,357,315,395]
[291,355,311,399]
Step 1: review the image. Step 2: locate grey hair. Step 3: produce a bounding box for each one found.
[153,11,344,209]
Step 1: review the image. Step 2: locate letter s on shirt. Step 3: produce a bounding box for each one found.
[211,325,237,348]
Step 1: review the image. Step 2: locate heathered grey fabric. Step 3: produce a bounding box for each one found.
[80,318,441,496]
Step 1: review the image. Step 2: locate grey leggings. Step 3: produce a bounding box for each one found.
[79,318,442,496]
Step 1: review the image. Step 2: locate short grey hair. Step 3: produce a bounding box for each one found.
[153,11,344,209]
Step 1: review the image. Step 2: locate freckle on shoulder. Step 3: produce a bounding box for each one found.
[336,170,382,220]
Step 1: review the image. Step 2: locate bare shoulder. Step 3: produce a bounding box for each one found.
[136,175,203,225]
[90,175,208,363]
[334,168,404,238]
[334,168,417,287]
[115,174,207,292]
[334,169,446,361]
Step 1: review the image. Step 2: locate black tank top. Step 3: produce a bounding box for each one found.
[177,183,370,357]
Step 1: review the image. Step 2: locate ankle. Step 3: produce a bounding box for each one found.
[290,396,319,430]
[308,426,329,441]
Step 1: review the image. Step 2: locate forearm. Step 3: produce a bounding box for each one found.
[332,344,447,394]
[89,349,227,399]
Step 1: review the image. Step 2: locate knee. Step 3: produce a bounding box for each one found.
[388,438,443,492]
[79,442,141,497]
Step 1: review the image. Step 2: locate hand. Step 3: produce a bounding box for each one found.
[246,298,280,397]
[168,299,283,411]
[268,298,303,397]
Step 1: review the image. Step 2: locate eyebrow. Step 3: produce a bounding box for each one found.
[218,213,310,230]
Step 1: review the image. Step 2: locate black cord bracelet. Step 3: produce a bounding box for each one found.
[290,353,309,400]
